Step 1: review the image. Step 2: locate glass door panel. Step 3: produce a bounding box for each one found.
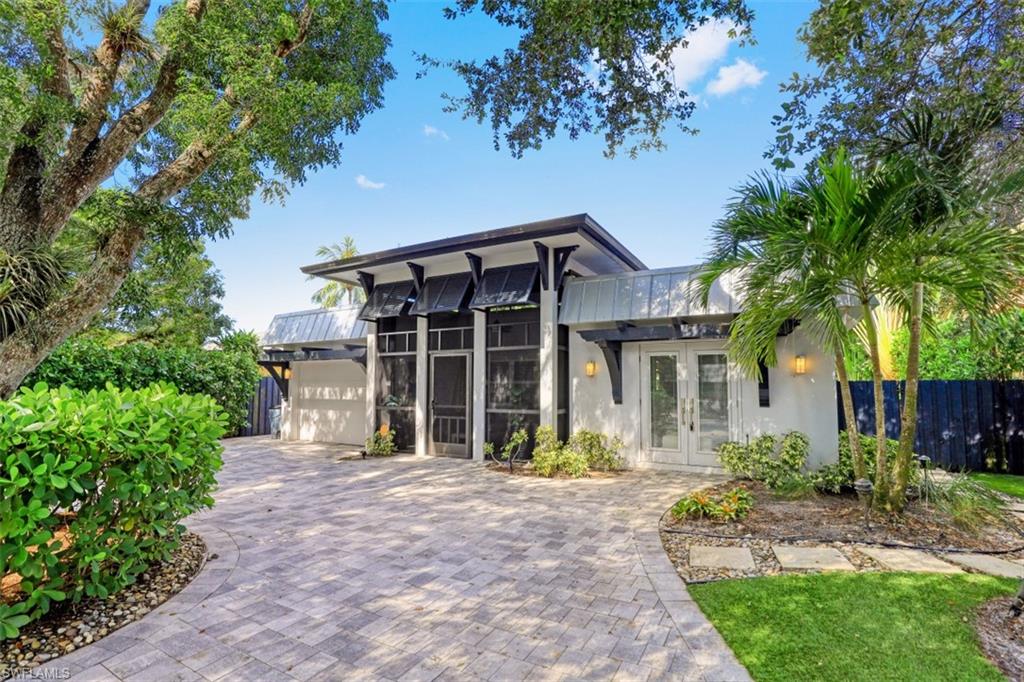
[647,353,682,455]
[694,353,730,458]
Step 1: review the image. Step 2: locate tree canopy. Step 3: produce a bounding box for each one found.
[0,0,756,395]
[768,0,1024,170]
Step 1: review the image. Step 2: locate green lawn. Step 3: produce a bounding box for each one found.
[690,572,1016,682]
[969,472,1024,499]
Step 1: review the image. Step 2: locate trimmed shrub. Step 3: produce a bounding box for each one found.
[26,338,260,433]
[566,429,624,472]
[717,432,809,489]
[531,427,563,477]
[530,427,624,478]
[812,430,919,493]
[0,382,226,639]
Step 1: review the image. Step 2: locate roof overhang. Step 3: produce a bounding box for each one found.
[301,214,646,285]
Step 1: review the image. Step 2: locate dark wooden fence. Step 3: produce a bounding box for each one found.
[237,376,282,437]
[836,380,1024,474]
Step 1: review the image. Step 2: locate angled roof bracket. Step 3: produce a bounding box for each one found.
[553,245,578,290]
[533,241,550,290]
[407,262,425,294]
[356,271,374,298]
[596,340,623,405]
[465,252,483,286]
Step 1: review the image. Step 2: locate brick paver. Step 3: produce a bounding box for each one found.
[34,438,748,681]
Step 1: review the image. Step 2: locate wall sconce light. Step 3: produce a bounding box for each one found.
[793,354,806,376]
[585,360,597,378]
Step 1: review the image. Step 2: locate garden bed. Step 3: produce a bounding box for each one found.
[976,597,1024,680]
[484,461,621,478]
[664,480,1023,552]
[2,532,207,671]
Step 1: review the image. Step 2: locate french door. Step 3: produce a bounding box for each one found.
[429,352,472,457]
[642,346,732,467]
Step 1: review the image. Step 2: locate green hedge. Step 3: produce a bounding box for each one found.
[0,382,226,639]
[27,338,260,433]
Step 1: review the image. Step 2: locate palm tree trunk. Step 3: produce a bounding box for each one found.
[861,298,890,508]
[835,347,868,481]
[891,282,924,511]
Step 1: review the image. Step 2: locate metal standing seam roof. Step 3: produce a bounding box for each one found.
[262,306,368,348]
[558,266,743,325]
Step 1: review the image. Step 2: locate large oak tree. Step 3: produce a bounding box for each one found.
[0,0,752,396]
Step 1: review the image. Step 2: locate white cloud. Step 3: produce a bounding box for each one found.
[706,58,766,96]
[423,124,449,141]
[667,19,738,91]
[355,174,385,190]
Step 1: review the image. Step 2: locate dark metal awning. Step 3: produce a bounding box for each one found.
[409,272,473,316]
[357,280,415,321]
[468,263,540,310]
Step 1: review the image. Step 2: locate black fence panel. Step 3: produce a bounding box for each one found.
[837,380,1024,474]
[237,376,281,437]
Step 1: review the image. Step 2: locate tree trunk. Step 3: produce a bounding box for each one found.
[891,282,924,511]
[835,348,868,481]
[0,223,145,397]
[861,298,890,509]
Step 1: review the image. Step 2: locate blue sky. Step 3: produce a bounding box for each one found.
[207,0,817,333]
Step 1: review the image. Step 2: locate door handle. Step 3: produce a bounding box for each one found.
[689,398,695,431]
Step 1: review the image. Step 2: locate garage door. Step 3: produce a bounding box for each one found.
[286,360,367,445]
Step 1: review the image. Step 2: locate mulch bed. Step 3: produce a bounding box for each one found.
[663,481,1024,552]
[976,597,1024,680]
[1,532,207,674]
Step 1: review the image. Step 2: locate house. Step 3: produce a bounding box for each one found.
[261,214,838,472]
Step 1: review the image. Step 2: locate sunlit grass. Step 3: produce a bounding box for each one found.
[969,472,1024,500]
[690,572,1015,682]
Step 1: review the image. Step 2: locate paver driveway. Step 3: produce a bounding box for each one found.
[39,438,749,681]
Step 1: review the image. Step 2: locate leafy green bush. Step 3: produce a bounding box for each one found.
[717,432,809,489]
[365,425,396,456]
[0,382,226,639]
[26,338,260,433]
[531,426,563,477]
[812,431,918,493]
[671,488,753,522]
[566,429,624,471]
[530,427,624,478]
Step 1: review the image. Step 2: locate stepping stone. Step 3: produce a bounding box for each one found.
[689,546,755,570]
[858,547,962,574]
[773,545,855,571]
[942,553,1024,578]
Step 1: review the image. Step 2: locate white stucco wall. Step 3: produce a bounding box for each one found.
[280,360,367,445]
[568,327,839,472]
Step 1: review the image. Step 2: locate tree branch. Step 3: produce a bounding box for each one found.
[39,0,206,244]
[65,0,154,163]
[0,222,146,397]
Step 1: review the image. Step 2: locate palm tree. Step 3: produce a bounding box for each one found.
[308,236,364,308]
[697,149,919,488]
[870,106,1024,509]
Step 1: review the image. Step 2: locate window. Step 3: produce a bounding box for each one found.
[485,307,540,449]
[376,316,416,450]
